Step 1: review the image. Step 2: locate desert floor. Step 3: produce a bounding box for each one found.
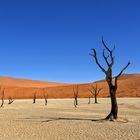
[0,98,139,140]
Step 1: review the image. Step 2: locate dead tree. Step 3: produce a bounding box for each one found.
[73,85,79,107]
[88,82,101,104]
[33,93,36,104]
[90,38,130,120]
[43,89,48,106]
[0,90,4,107]
[88,96,91,104]
[8,96,14,104]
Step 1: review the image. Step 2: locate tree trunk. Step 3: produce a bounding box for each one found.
[74,98,78,107]
[88,97,91,104]
[95,95,97,104]
[75,98,78,105]
[33,98,36,104]
[106,86,118,120]
[33,94,36,104]
[0,91,4,107]
[45,99,48,106]
[74,99,77,107]
[0,98,4,107]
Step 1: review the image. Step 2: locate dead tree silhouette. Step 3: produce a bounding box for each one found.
[88,82,101,104]
[88,96,91,104]
[8,96,14,104]
[73,85,79,107]
[33,93,36,104]
[43,89,48,106]
[0,89,4,107]
[90,38,130,120]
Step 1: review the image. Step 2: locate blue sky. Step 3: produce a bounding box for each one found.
[0,0,139,83]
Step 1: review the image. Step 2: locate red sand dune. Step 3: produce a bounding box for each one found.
[0,74,139,99]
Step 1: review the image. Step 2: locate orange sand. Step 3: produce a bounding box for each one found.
[0,74,139,99]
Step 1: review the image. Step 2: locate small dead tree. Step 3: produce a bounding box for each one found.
[88,82,101,104]
[73,85,79,107]
[43,89,48,106]
[90,38,130,120]
[88,96,91,104]
[8,96,14,104]
[0,89,4,108]
[33,93,36,104]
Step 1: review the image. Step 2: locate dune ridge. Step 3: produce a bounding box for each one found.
[0,74,139,99]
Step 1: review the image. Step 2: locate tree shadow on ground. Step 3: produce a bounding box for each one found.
[41,117,129,123]
[17,116,129,123]
[41,117,105,123]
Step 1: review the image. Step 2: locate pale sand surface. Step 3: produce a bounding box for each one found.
[0,98,139,140]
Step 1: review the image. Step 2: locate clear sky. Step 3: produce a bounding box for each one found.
[0,0,139,83]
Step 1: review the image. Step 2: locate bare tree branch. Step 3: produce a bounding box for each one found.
[73,85,78,97]
[88,88,94,94]
[102,37,112,53]
[103,49,110,67]
[115,61,130,87]
[8,96,14,104]
[102,37,114,67]
[91,49,106,74]
[97,88,102,95]
[116,62,131,79]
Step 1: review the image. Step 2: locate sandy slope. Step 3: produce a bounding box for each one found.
[0,76,67,87]
[0,74,140,99]
[0,98,139,140]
